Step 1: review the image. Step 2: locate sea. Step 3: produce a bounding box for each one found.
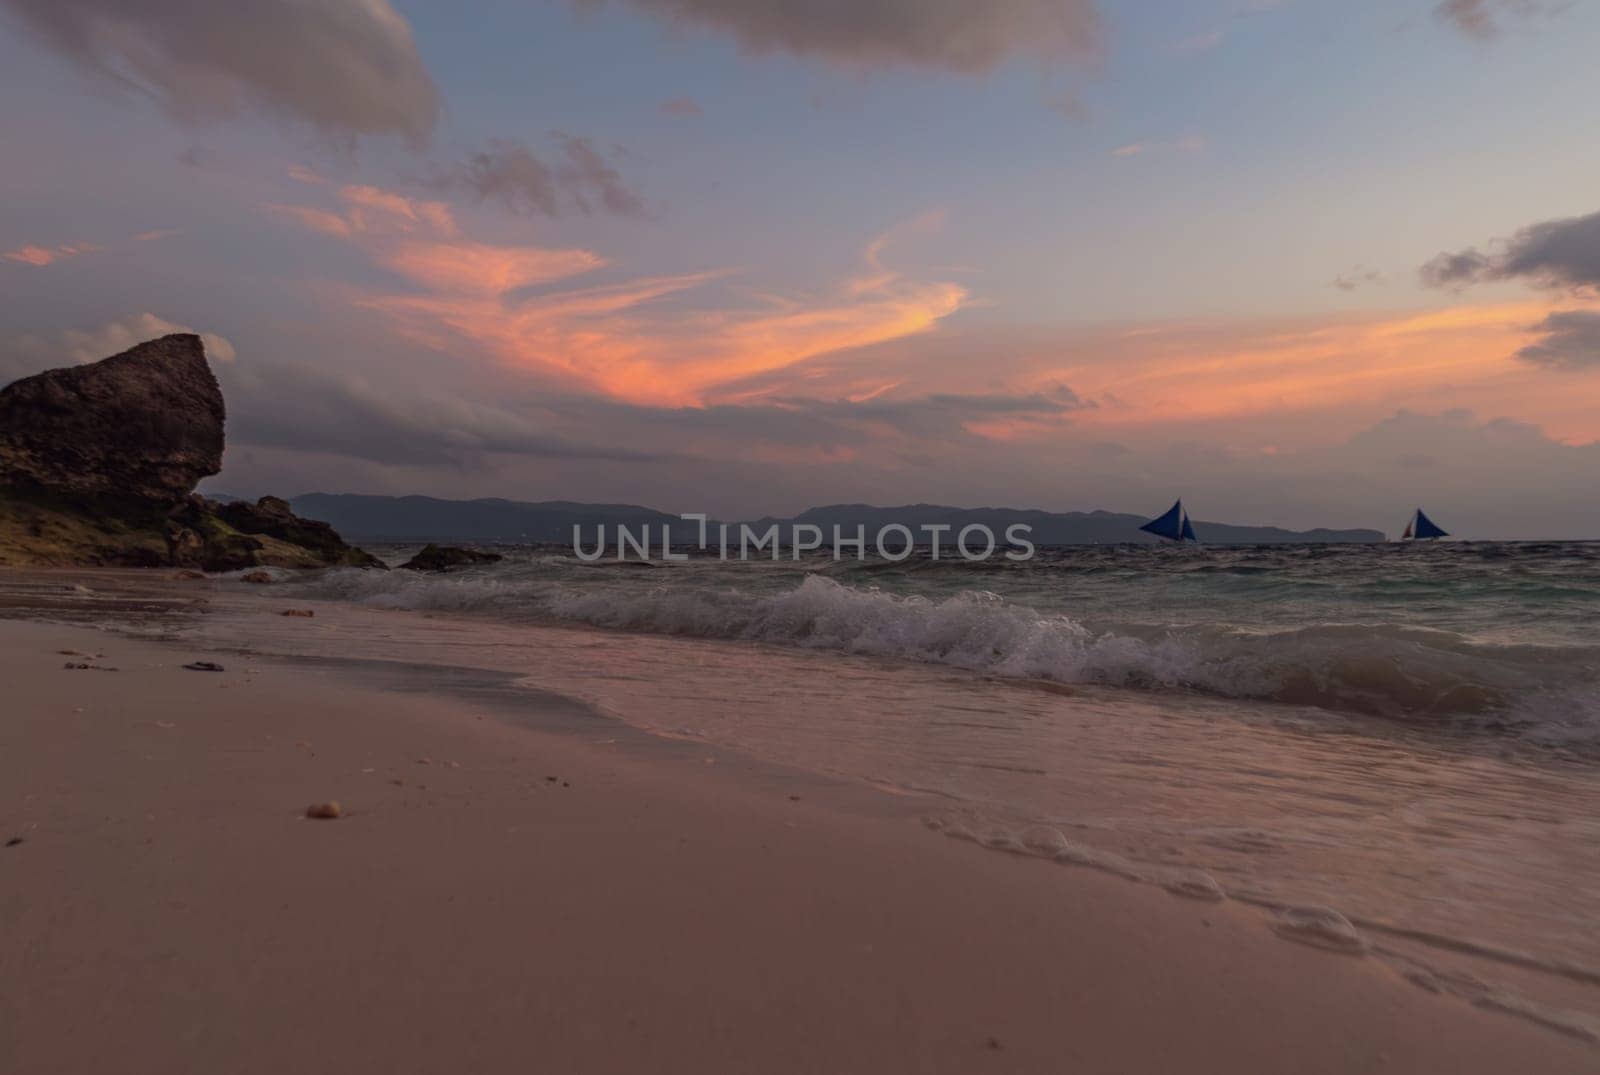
[14,540,1600,1040]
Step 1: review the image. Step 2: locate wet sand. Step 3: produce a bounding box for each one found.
[1,606,1594,1074]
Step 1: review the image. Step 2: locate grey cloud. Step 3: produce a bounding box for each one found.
[1421,208,1600,291]
[660,96,703,116]
[587,0,1101,74]
[1433,0,1551,39]
[1516,310,1600,370]
[428,136,645,218]
[817,386,1092,434]
[562,387,1092,455]
[0,0,439,143]
[1332,266,1383,292]
[556,135,646,217]
[223,362,660,468]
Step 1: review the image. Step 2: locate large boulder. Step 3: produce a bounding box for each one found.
[0,334,224,505]
[0,335,384,571]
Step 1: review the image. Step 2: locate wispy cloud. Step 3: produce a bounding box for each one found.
[660,96,703,117]
[1433,0,1556,39]
[0,0,439,143]
[267,172,458,240]
[3,227,173,267]
[2,242,99,267]
[425,136,645,218]
[268,178,967,405]
[376,243,606,296]
[1110,134,1206,159]
[1332,266,1384,292]
[590,0,1102,74]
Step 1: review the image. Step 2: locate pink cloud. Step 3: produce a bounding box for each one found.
[267,175,971,405]
[377,242,606,295]
[3,242,100,267]
[266,204,356,238]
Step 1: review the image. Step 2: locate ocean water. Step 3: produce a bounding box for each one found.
[305,541,1600,740]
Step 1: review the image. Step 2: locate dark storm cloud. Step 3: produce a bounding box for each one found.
[426,137,646,218]
[0,0,440,143]
[585,0,1102,73]
[1516,310,1600,370]
[799,387,1092,437]
[1421,208,1600,291]
[223,362,660,468]
[562,387,1092,454]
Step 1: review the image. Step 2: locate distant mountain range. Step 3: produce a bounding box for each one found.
[267,493,1386,545]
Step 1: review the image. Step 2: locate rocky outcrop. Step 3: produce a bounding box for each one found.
[0,335,384,572]
[209,495,386,570]
[0,335,224,504]
[399,543,503,571]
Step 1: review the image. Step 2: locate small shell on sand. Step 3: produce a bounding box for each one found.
[305,801,342,820]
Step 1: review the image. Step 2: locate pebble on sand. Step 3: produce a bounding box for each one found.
[183,661,225,672]
[305,802,342,820]
[280,608,315,617]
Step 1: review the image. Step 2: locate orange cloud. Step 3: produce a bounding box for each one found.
[377,242,605,295]
[1054,301,1553,425]
[266,204,355,238]
[3,242,99,267]
[271,181,970,406]
[339,184,457,236]
[268,178,457,241]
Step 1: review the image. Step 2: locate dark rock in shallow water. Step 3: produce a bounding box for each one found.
[399,543,504,572]
[0,335,383,571]
[0,334,223,505]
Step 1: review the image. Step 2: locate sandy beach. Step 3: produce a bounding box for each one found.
[1,585,1594,1075]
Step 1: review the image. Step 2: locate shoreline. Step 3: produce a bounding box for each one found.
[2,586,1596,1072]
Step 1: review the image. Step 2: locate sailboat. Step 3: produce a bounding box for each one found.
[1140,500,1199,543]
[1399,508,1449,542]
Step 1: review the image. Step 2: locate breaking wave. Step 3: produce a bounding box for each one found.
[288,568,1600,738]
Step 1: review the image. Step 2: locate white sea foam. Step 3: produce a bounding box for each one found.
[286,568,1600,734]
[1271,907,1370,955]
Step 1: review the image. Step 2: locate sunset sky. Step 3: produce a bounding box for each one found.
[3,0,1598,537]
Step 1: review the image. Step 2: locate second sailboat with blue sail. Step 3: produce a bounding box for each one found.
[1140,500,1199,543]
[1400,509,1449,541]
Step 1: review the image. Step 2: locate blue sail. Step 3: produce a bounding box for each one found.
[1140,500,1185,541]
[1180,513,1198,542]
[1413,509,1449,540]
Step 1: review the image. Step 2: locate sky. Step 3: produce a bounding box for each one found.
[2,0,1598,538]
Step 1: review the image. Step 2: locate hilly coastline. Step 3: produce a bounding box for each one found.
[280,493,1387,546]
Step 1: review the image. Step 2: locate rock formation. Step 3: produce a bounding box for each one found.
[0,335,224,504]
[0,334,384,571]
[398,543,504,571]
